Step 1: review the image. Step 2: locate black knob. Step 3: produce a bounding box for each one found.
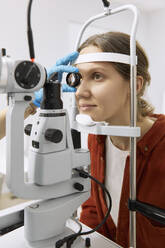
[73,183,84,192]
[24,124,32,136]
[15,61,41,89]
[45,129,63,143]
[24,95,32,101]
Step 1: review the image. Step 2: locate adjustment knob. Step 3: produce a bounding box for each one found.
[45,129,63,143]
[24,124,32,136]
[73,182,84,192]
[15,61,41,89]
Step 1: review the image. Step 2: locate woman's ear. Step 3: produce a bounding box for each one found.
[137,76,144,94]
[127,76,144,97]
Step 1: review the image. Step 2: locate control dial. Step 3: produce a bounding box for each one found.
[45,129,63,143]
[15,61,41,89]
[24,124,32,136]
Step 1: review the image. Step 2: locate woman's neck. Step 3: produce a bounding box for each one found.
[110,116,156,151]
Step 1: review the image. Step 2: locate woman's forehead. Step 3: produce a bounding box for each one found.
[76,61,115,74]
[80,45,102,54]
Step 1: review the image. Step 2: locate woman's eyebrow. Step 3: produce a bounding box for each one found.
[79,66,108,74]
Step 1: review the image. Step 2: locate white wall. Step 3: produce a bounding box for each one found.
[0,0,165,174]
[146,9,165,113]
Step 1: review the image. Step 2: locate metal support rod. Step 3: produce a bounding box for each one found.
[72,4,139,248]
[129,65,137,248]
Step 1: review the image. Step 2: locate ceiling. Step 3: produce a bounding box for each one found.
[110,0,165,11]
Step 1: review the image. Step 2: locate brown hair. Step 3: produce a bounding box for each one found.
[78,32,154,120]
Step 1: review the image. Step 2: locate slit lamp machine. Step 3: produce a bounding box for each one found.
[0,1,165,248]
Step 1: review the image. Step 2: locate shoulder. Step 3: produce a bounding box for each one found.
[147,114,165,136]
[138,114,165,154]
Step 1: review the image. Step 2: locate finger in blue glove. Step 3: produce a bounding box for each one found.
[62,84,77,92]
[33,88,43,107]
[56,51,79,66]
[47,51,79,82]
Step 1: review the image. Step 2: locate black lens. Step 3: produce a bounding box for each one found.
[66,72,82,88]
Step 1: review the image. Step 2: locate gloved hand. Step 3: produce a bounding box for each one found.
[33,51,78,107]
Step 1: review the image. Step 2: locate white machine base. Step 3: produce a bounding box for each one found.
[0,219,122,248]
[26,226,85,248]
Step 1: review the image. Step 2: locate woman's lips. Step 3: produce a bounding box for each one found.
[79,104,97,111]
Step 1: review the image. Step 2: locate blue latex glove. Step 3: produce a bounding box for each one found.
[33,88,43,107]
[33,51,78,107]
[62,84,77,92]
[47,51,79,81]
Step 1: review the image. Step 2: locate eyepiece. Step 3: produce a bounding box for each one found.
[66,72,82,88]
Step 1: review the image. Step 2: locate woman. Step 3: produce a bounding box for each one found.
[75,32,165,247]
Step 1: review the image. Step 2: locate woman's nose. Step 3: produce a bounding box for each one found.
[75,80,91,98]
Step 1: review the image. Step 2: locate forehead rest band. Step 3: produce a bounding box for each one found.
[75,52,137,65]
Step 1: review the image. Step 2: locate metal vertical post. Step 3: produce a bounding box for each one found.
[129,9,139,246]
[129,65,137,248]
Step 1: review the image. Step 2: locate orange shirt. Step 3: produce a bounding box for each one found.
[80,114,165,248]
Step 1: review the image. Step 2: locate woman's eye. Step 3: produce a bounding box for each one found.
[93,73,104,81]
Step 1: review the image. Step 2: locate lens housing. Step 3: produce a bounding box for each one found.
[66,72,82,88]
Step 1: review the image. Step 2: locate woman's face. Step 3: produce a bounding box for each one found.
[75,46,130,125]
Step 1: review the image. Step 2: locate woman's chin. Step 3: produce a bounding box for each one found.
[78,111,105,122]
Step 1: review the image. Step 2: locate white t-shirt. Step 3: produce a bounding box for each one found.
[105,136,129,226]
